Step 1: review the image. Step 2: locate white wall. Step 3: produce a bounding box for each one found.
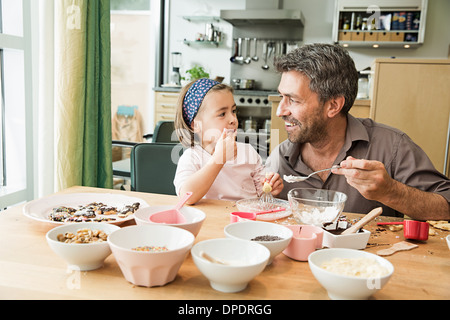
[167,0,243,83]
[167,0,450,79]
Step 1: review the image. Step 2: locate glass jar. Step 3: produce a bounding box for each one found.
[357,76,369,99]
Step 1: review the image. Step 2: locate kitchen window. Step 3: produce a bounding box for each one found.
[0,0,34,210]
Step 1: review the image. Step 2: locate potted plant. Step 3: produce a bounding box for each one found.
[181,65,209,85]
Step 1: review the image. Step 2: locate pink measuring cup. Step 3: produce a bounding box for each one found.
[229,207,286,223]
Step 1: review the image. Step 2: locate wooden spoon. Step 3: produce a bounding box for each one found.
[341,207,383,235]
[200,251,228,265]
[377,241,418,256]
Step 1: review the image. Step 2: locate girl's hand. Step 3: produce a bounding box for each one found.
[261,172,284,196]
[213,129,237,164]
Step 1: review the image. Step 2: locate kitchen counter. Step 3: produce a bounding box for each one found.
[153,86,180,93]
[154,86,278,96]
[268,95,370,105]
[1,186,449,301]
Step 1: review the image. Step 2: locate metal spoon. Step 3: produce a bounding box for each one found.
[252,38,259,61]
[284,165,341,183]
[244,38,251,64]
[229,39,239,63]
[234,38,244,64]
[262,42,271,70]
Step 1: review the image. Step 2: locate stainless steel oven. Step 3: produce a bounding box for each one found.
[234,89,276,161]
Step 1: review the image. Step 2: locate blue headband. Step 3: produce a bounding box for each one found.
[182,78,220,127]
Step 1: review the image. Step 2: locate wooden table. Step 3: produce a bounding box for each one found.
[1,186,449,301]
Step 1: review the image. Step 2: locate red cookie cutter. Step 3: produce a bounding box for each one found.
[377,220,429,241]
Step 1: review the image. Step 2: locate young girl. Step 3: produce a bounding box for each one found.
[173,78,283,204]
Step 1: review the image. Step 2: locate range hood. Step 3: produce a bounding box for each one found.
[220,0,304,26]
[220,9,304,26]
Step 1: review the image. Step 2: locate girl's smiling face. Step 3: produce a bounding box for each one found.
[192,89,237,150]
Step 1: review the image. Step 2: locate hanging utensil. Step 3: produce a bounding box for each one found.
[252,38,259,61]
[262,42,270,70]
[244,38,251,64]
[267,42,274,63]
[229,38,238,63]
[275,41,282,57]
[235,38,244,64]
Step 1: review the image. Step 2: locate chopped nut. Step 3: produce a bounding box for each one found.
[57,228,109,244]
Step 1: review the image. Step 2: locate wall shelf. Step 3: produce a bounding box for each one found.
[182,16,221,23]
[182,39,221,48]
[332,0,427,48]
[181,15,223,48]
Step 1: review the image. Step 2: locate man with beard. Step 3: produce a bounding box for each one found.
[265,43,450,220]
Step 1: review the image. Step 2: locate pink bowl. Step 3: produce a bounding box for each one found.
[134,206,205,237]
[108,225,194,287]
[283,225,324,261]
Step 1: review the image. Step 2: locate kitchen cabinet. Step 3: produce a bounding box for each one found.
[269,97,371,152]
[154,90,179,122]
[371,58,450,175]
[349,99,371,118]
[332,0,427,48]
[269,95,286,153]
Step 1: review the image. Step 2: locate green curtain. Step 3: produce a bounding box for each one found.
[83,0,112,188]
[55,0,112,190]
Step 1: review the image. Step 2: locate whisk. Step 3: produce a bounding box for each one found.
[259,173,274,209]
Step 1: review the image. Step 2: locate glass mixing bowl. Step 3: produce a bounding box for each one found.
[288,188,347,226]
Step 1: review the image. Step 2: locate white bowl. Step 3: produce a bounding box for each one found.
[134,205,205,237]
[322,229,371,249]
[446,235,450,250]
[308,248,394,300]
[191,238,270,293]
[224,221,293,265]
[288,188,347,226]
[107,225,194,287]
[46,222,120,271]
